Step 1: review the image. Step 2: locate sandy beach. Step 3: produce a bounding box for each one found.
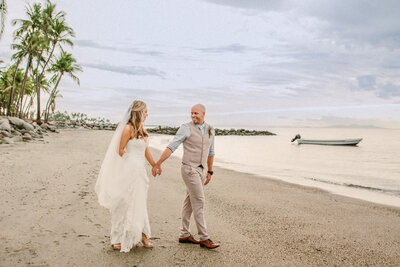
[1,129,400,266]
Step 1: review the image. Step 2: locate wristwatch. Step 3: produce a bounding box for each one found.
[207,170,214,175]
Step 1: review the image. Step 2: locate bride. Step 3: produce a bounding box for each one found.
[95,100,158,252]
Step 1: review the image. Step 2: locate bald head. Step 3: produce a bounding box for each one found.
[191,104,206,124]
[192,104,206,112]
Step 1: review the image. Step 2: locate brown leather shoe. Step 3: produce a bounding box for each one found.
[179,235,200,244]
[199,239,220,249]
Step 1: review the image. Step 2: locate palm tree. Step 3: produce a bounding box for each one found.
[0,63,11,115]
[0,0,6,39]
[39,17,74,80]
[49,89,62,114]
[12,3,46,118]
[22,71,49,118]
[7,38,29,116]
[15,32,42,117]
[1,65,23,115]
[35,1,73,121]
[7,0,79,120]
[20,73,35,117]
[45,49,81,121]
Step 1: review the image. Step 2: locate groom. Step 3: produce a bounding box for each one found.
[153,104,220,249]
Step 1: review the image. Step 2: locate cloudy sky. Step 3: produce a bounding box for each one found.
[1,0,400,127]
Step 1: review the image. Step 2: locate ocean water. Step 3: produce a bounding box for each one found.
[149,127,400,208]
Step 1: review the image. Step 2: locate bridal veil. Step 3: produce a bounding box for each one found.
[95,103,133,210]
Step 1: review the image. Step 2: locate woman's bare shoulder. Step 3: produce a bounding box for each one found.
[122,124,134,138]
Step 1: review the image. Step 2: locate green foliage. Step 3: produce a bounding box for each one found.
[48,110,109,125]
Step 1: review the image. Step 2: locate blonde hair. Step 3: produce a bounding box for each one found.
[128,100,149,139]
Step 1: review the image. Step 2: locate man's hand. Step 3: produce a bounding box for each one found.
[156,164,162,175]
[204,173,211,185]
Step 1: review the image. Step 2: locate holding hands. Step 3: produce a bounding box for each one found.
[151,163,162,177]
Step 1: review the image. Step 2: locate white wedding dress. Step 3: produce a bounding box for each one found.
[109,138,151,252]
[96,137,151,253]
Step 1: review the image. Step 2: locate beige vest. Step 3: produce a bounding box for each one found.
[182,122,213,168]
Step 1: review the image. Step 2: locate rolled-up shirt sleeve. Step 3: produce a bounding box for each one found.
[167,124,190,152]
[208,129,215,157]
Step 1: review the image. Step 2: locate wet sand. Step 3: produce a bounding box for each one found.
[1,129,399,266]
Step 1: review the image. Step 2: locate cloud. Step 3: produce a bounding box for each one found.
[377,82,400,99]
[75,40,164,56]
[357,75,376,91]
[382,55,400,69]
[203,0,400,48]
[202,0,287,12]
[197,43,257,53]
[82,62,166,79]
[351,76,400,99]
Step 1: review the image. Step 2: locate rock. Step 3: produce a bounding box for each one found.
[48,125,56,132]
[0,133,3,139]
[6,117,35,131]
[23,133,32,141]
[22,121,34,131]
[1,130,10,137]
[13,130,22,136]
[12,136,23,142]
[32,122,39,128]
[40,123,49,130]
[2,137,13,144]
[0,119,11,132]
[19,129,30,135]
[7,117,25,129]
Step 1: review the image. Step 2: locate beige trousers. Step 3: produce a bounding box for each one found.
[179,164,209,241]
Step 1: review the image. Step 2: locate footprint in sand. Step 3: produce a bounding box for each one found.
[29,248,38,258]
[77,234,90,238]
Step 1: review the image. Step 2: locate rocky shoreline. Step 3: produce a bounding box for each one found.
[147,126,275,136]
[0,116,119,145]
[0,116,58,145]
[0,117,275,145]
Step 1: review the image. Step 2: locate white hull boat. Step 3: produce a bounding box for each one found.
[291,134,362,146]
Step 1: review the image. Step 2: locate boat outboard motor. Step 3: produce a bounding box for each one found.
[291,134,301,142]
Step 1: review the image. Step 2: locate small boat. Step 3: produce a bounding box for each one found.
[291,134,362,146]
